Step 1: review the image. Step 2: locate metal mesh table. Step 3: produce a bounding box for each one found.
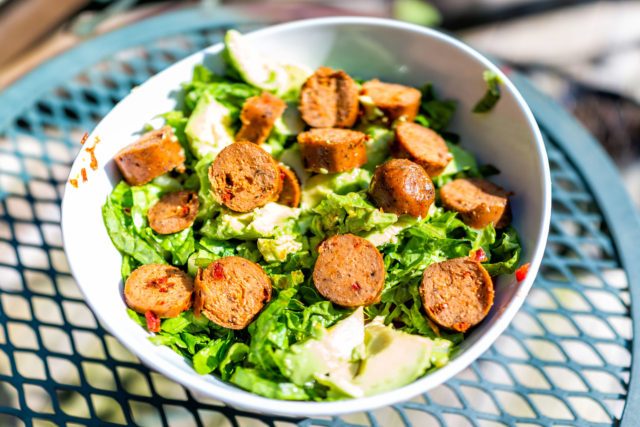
[1,7,639,427]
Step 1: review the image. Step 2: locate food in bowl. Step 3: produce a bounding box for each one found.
[101,29,524,401]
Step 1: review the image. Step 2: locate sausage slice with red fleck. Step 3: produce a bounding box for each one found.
[124,264,193,318]
[299,67,360,128]
[369,159,435,217]
[235,92,287,145]
[194,257,272,330]
[148,190,199,234]
[361,79,421,122]
[277,164,301,208]
[208,141,283,212]
[114,126,186,186]
[393,122,452,177]
[298,128,367,173]
[440,178,511,229]
[313,234,385,307]
[420,258,494,333]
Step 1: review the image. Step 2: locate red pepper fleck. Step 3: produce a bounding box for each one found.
[145,311,161,333]
[69,178,78,188]
[180,205,190,216]
[123,207,131,215]
[352,282,361,291]
[212,262,225,280]
[470,248,488,262]
[280,170,286,181]
[80,168,88,182]
[515,263,530,282]
[222,190,233,203]
[80,132,89,145]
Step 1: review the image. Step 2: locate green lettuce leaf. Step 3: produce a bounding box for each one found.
[473,70,502,113]
[307,192,398,238]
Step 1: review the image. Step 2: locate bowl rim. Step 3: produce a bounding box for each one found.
[61,15,551,416]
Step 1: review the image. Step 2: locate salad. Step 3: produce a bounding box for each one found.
[102,30,522,401]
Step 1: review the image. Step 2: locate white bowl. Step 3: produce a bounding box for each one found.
[62,17,551,416]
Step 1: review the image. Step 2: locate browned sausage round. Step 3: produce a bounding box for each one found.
[148,190,199,234]
[277,164,301,208]
[313,234,385,307]
[440,178,511,229]
[361,80,421,122]
[393,122,452,177]
[299,67,359,128]
[369,159,435,218]
[208,141,283,212]
[124,264,194,318]
[235,92,287,145]
[114,126,186,186]
[194,257,272,330]
[420,257,494,333]
[298,128,367,173]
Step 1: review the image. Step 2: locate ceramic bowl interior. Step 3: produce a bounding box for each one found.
[62,17,551,416]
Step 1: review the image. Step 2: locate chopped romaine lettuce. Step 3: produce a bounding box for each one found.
[308,192,398,238]
[300,168,372,210]
[473,70,502,113]
[257,234,305,263]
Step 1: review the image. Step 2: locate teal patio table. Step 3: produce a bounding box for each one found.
[0,6,639,427]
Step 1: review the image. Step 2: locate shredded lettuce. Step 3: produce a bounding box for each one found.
[473,70,502,113]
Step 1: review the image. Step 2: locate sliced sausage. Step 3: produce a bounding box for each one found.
[299,67,359,128]
[124,264,193,318]
[420,257,494,333]
[393,122,452,177]
[369,159,435,218]
[298,128,367,173]
[208,141,283,212]
[235,92,287,145]
[194,257,272,330]
[313,234,385,307]
[440,178,511,229]
[148,190,199,234]
[361,79,421,122]
[277,164,301,208]
[114,126,186,186]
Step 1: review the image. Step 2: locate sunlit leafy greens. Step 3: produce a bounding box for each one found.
[473,70,502,113]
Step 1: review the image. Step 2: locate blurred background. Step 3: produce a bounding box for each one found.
[1,0,639,208]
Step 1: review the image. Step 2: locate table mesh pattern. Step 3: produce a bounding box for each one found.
[0,25,632,427]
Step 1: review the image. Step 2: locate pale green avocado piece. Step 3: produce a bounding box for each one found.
[362,125,393,170]
[353,320,435,396]
[279,145,310,186]
[184,93,234,159]
[204,202,300,240]
[440,142,477,177]
[281,308,365,395]
[225,30,311,98]
[300,168,372,210]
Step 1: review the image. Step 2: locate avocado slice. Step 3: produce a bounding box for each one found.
[184,93,234,159]
[224,30,311,98]
[280,307,365,396]
[352,319,448,396]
